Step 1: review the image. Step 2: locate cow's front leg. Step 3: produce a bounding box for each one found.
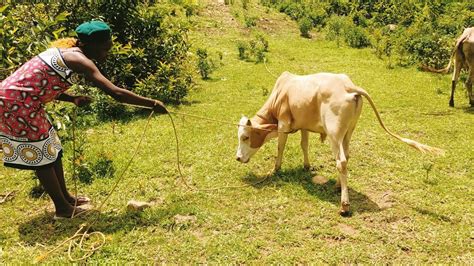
[274,132,288,172]
[300,130,310,169]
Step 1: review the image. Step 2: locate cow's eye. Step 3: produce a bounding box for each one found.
[242,136,249,141]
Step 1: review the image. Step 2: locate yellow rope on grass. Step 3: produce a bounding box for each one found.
[37,106,274,262]
[36,110,155,263]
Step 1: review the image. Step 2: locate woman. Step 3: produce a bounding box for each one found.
[0,21,168,219]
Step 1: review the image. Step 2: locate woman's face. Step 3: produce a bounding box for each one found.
[84,39,113,63]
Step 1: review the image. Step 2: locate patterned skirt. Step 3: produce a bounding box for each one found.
[1,125,63,170]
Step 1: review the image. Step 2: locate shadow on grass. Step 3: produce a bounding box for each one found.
[462,105,474,114]
[412,207,453,223]
[18,199,193,246]
[242,167,381,215]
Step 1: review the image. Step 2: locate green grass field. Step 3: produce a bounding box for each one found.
[0,1,472,263]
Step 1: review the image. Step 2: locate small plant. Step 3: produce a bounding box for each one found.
[237,41,249,60]
[244,14,257,27]
[255,33,269,52]
[92,153,115,178]
[196,48,214,80]
[72,133,93,184]
[299,17,313,38]
[242,0,249,10]
[237,34,270,63]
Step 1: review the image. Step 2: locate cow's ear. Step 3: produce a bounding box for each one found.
[260,124,277,131]
[246,119,252,126]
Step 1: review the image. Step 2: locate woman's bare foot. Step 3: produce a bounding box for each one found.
[66,195,91,206]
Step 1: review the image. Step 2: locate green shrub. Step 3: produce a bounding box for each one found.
[255,33,269,52]
[0,4,69,80]
[344,26,371,48]
[325,15,352,47]
[92,153,115,179]
[237,41,249,60]
[237,34,270,63]
[244,14,258,27]
[405,33,451,69]
[196,48,214,80]
[308,7,328,28]
[1,2,194,108]
[298,17,313,38]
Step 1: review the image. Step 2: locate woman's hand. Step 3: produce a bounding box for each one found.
[73,96,93,107]
[153,100,168,114]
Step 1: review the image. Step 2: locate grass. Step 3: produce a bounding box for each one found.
[1,1,473,263]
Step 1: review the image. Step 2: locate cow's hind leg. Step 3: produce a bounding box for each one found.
[300,129,310,169]
[449,56,462,107]
[467,65,474,107]
[329,137,350,216]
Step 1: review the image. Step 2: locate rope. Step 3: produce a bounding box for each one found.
[263,57,278,79]
[166,112,272,192]
[38,103,281,262]
[36,110,155,263]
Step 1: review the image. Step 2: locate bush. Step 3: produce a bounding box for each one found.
[237,41,249,60]
[1,2,194,107]
[308,7,328,28]
[405,33,451,69]
[344,26,371,48]
[325,15,352,47]
[196,48,214,79]
[298,17,313,38]
[237,34,270,63]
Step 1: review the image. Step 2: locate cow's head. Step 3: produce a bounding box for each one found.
[236,116,277,163]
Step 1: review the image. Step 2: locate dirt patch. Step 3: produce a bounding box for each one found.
[311,175,329,185]
[367,190,395,210]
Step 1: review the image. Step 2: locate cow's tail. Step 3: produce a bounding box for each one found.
[420,47,455,74]
[420,31,469,74]
[346,86,445,156]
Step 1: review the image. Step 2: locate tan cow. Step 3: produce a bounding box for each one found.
[422,27,474,107]
[236,72,443,216]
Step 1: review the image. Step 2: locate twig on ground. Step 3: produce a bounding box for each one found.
[0,191,16,204]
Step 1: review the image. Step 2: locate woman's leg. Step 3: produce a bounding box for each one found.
[36,165,75,217]
[52,158,75,203]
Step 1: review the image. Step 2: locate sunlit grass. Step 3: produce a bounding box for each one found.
[0,1,472,263]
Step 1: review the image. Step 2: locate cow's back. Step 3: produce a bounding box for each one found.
[272,72,356,132]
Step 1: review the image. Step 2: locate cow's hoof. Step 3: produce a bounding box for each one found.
[303,164,310,170]
[449,100,454,107]
[339,203,351,217]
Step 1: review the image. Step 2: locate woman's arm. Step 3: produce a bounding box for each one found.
[62,52,167,113]
[56,92,92,107]
[56,92,76,103]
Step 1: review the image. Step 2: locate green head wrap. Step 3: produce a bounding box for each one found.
[75,21,111,43]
